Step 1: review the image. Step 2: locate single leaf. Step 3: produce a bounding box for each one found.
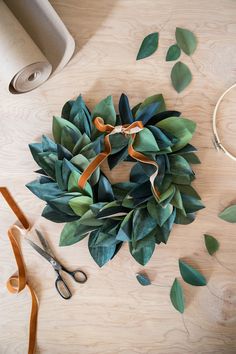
[119,93,134,124]
[204,234,219,255]
[135,102,162,125]
[130,233,155,265]
[219,205,236,223]
[181,194,204,213]
[69,196,93,216]
[116,210,134,241]
[157,117,196,152]
[175,27,197,56]
[42,205,79,223]
[132,208,157,241]
[48,195,76,216]
[92,96,116,126]
[135,94,166,120]
[26,180,62,202]
[171,61,192,93]
[147,199,173,226]
[60,219,97,246]
[79,209,104,226]
[133,128,159,153]
[174,209,195,225]
[166,44,181,61]
[170,278,185,313]
[179,260,207,286]
[98,174,115,202]
[88,230,116,267]
[52,116,81,144]
[68,170,92,197]
[136,273,151,286]
[136,32,159,60]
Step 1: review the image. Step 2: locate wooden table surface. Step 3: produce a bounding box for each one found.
[1,0,236,353]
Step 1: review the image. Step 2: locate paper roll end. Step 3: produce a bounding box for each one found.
[10,61,52,94]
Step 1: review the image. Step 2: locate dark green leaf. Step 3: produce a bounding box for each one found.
[136,273,152,286]
[179,259,207,286]
[174,209,195,225]
[181,194,204,213]
[135,94,166,119]
[60,219,97,246]
[155,208,176,243]
[26,180,62,202]
[42,205,79,223]
[79,210,104,226]
[116,211,134,241]
[61,100,74,120]
[183,153,201,164]
[132,208,157,241]
[119,93,134,124]
[171,61,192,93]
[219,205,236,223]
[170,278,185,313]
[98,174,115,202]
[147,199,173,226]
[48,195,76,216]
[204,234,219,255]
[136,32,159,60]
[88,230,116,267]
[42,135,57,152]
[130,233,155,265]
[175,28,197,56]
[166,44,181,61]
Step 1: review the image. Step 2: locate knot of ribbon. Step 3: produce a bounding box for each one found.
[0,187,38,354]
[78,117,160,199]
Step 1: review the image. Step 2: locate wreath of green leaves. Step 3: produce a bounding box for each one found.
[27,93,204,267]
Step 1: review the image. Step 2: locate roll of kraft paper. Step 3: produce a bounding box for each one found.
[0,1,52,93]
[1,0,75,93]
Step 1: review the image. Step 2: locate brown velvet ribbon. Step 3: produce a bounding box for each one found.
[78,117,160,199]
[0,187,38,354]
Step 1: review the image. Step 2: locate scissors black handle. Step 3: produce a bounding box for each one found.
[55,271,72,300]
[61,266,88,284]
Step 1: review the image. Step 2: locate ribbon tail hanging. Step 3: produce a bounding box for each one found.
[0,187,38,354]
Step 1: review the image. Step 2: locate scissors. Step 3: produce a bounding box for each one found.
[25,229,87,300]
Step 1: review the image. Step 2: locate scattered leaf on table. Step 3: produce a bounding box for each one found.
[136,32,159,60]
[171,61,192,93]
[166,44,181,61]
[175,27,197,56]
[179,259,207,286]
[170,278,185,313]
[204,234,219,256]
[219,205,236,223]
[136,273,152,286]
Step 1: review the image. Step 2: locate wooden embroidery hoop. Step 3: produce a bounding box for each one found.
[213,82,236,161]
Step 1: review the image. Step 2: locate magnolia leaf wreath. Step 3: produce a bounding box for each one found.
[27,93,204,267]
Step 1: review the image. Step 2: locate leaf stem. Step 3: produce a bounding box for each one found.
[181,314,190,337]
[151,282,171,288]
[213,254,235,276]
[206,284,233,305]
[190,56,208,80]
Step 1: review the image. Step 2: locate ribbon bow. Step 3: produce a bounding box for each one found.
[78,117,160,199]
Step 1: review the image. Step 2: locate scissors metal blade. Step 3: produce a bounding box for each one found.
[35,229,54,256]
[25,238,54,264]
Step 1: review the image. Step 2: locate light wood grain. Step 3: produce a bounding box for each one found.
[1,0,236,353]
